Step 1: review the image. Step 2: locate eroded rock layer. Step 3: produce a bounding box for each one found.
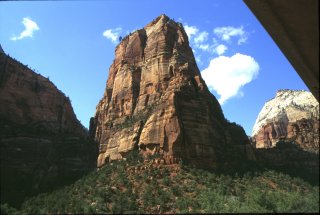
[0,52,97,206]
[251,90,319,153]
[90,14,253,169]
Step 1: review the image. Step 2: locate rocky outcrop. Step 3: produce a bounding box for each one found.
[251,89,319,154]
[90,14,254,169]
[0,52,97,207]
[251,90,319,183]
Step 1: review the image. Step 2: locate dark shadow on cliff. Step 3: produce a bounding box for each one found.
[252,141,319,185]
[202,141,319,186]
[0,119,99,209]
[0,52,99,209]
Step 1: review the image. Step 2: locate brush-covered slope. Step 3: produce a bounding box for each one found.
[3,152,318,214]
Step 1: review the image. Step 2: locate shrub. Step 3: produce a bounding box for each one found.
[163,176,170,186]
[1,203,19,215]
[13,157,319,214]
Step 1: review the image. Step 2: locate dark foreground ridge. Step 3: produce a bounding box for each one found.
[0,51,98,207]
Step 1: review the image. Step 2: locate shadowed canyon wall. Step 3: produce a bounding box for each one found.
[0,52,97,206]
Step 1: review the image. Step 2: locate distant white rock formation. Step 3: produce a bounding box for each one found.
[252,89,319,137]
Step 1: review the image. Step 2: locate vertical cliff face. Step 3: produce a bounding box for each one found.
[0,55,85,136]
[252,89,319,154]
[91,14,253,169]
[0,52,97,207]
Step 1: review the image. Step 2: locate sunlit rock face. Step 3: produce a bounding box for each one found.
[0,52,97,206]
[252,89,319,154]
[90,14,253,169]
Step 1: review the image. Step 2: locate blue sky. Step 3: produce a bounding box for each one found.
[0,0,309,135]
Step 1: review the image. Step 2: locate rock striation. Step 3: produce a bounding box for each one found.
[0,51,97,206]
[90,14,254,169]
[251,89,319,153]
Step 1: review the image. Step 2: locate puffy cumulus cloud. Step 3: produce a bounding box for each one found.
[191,30,213,53]
[201,53,259,104]
[213,26,248,45]
[102,27,122,44]
[215,44,227,55]
[194,31,209,45]
[10,17,39,41]
[184,23,226,54]
[184,25,199,40]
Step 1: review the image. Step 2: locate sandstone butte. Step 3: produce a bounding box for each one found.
[251,89,319,154]
[0,51,97,206]
[90,14,255,169]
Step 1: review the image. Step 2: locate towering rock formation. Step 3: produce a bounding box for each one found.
[0,52,97,206]
[252,89,319,153]
[90,14,254,169]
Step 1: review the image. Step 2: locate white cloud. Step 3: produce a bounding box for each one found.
[102,27,122,44]
[184,24,249,57]
[194,31,209,45]
[10,17,39,41]
[213,26,248,45]
[184,25,199,40]
[183,23,213,53]
[215,44,227,55]
[198,44,210,51]
[201,53,259,104]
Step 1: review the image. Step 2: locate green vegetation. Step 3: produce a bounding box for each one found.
[1,151,319,214]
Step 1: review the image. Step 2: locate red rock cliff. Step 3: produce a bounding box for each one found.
[90,14,253,169]
[0,51,97,207]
